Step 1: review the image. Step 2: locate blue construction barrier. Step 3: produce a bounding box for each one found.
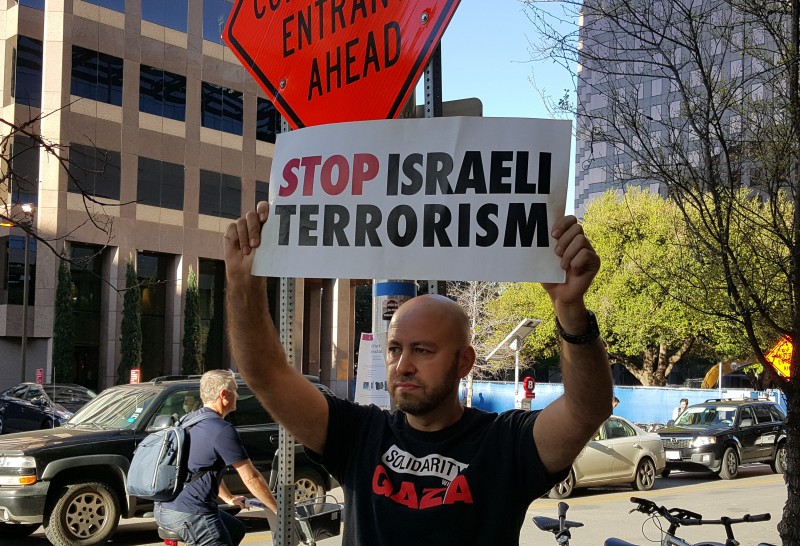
[460,381,786,424]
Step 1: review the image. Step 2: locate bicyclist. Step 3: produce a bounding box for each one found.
[225,205,612,545]
[154,370,278,546]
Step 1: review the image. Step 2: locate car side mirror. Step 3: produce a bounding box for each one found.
[740,418,753,427]
[149,414,175,432]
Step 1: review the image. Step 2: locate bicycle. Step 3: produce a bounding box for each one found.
[604,497,775,546]
[532,501,584,545]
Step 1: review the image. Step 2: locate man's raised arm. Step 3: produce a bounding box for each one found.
[533,216,612,474]
[224,202,329,455]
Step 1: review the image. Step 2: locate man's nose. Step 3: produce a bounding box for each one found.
[394,351,416,375]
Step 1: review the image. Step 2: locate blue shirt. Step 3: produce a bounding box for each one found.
[161,408,249,514]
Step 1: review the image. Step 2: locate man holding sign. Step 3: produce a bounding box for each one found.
[224,200,610,545]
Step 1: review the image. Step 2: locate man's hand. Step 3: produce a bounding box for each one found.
[542,216,600,323]
[223,201,269,282]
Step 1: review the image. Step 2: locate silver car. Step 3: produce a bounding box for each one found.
[549,415,667,498]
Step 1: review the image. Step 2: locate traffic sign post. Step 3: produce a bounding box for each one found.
[224,0,461,128]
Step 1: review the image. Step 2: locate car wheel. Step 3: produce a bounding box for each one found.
[548,471,575,499]
[718,447,739,480]
[41,417,54,429]
[294,468,325,503]
[661,468,671,478]
[770,443,787,474]
[44,481,120,546]
[0,414,4,434]
[0,522,39,538]
[633,458,657,491]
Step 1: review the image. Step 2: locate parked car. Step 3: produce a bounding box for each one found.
[0,382,96,434]
[548,415,666,499]
[0,375,335,545]
[658,397,787,479]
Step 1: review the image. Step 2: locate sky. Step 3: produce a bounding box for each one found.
[418,0,579,209]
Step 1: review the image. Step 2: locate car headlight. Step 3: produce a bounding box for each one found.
[690,436,716,448]
[0,456,37,485]
[54,410,73,422]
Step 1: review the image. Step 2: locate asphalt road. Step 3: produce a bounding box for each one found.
[11,465,786,545]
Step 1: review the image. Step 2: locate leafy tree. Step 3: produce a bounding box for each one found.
[525,0,800,540]
[182,266,201,375]
[446,281,501,405]
[52,257,74,383]
[118,257,142,384]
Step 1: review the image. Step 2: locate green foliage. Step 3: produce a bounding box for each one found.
[182,266,201,375]
[52,258,74,383]
[118,257,142,384]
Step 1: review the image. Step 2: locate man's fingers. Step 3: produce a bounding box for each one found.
[224,222,241,252]
[236,217,252,255]
[256,200,269,222]
[245,210,263,250]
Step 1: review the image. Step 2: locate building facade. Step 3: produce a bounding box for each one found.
[0,0,358,396]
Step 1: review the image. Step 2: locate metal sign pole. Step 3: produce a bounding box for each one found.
[276,116,298,546]
[424,44,443,296]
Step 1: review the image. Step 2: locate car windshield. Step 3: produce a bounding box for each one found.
[43,385,97,404]
[67,387,160,430]
[675,405,737,426]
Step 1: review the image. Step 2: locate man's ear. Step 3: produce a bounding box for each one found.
[459,346,476,378]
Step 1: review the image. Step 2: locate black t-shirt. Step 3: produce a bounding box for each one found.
[160,408,249,514]
[314,395,567,545]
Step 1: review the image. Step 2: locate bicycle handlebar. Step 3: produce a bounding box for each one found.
[244,499,267,509]
[629,497,770,527]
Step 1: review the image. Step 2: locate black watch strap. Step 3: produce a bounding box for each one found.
[555,310,601,344]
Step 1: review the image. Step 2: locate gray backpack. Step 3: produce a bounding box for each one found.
[126,411,217,502]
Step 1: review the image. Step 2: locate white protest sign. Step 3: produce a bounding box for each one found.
[354,333,391,410]
[253,117,571,282]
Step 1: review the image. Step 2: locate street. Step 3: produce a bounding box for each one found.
[8,465,785,546]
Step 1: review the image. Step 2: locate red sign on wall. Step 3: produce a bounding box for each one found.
[130,368,141,384]
[224,0,461,129]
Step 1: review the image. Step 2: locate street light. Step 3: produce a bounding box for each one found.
[19,203,35,383]
[486,319,541,407]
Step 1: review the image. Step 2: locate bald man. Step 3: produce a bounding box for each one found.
[224,202,611,546]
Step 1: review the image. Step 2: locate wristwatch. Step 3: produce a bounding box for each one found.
[555,310,601,344]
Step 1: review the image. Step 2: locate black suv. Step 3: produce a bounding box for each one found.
[657,398,787,479]
[0,376,334,546]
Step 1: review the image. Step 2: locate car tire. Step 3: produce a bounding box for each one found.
[660,468,671,478]
[548,471,575,499]
[294,468,326,503]
[718,447,739,480]
[0,522,39,538]
[41,417,54,429]
[633,458,657,491]
[770,443,787,474]
[44,481,120,546]
[0,414,4,434]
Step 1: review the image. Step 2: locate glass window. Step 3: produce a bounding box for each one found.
[161,161,185,211]
[142,0,189,33]
[228,387,274,427]
[13,36,43,108]
[255,181,269,207]
[199,170,240,218]
[138,252,169,380]
[140,65,187,121]
[71,46,123,106]
[19,0,45,9]
[739,407,754,426]
[3,235,37,306]
[11,136,39,205]
[71,245,103,314]
[136,157,184,210]
[83,0,125,12]
[256,98,278,143]
[220,174,241,219]
[752,405,774,424]
[198,258,225,369]
[68,143,121,200]
[203,0,232,44]
[201,82,243,135]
